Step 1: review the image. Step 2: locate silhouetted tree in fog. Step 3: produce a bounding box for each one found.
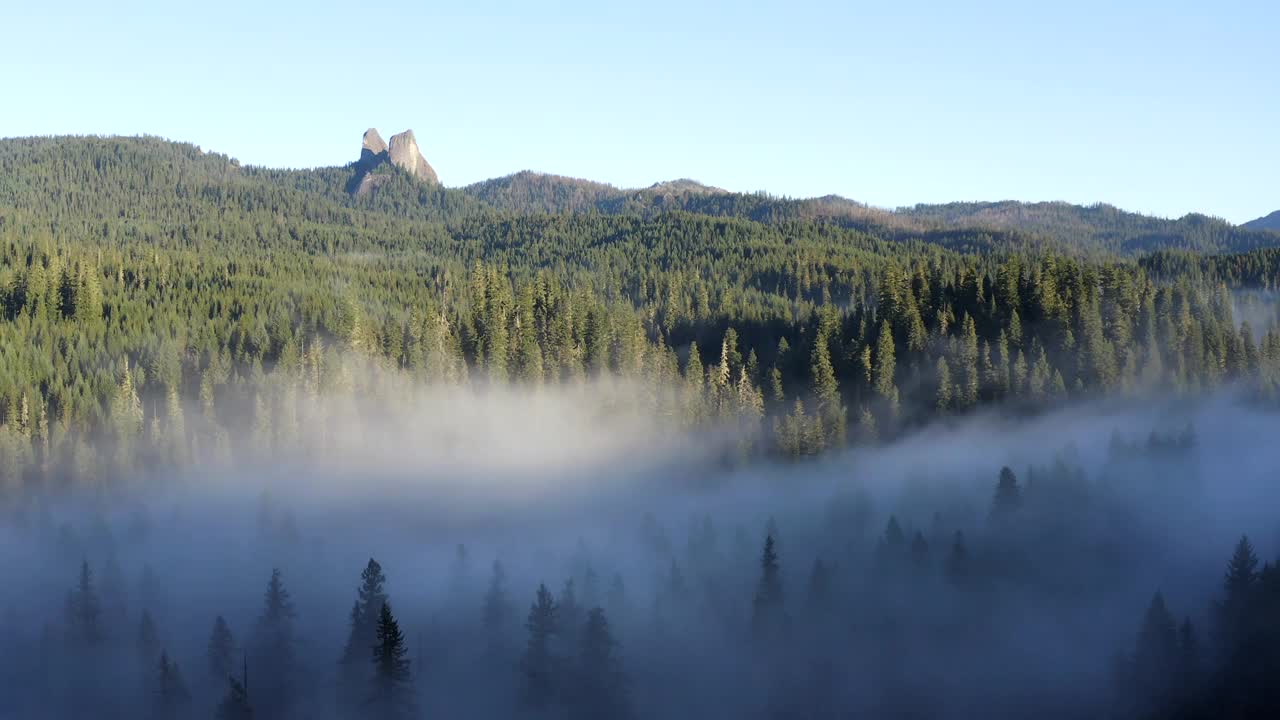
[216,663,253,720]
[340,558,389,714]
[482,560,513,661]
[65,559,103,647]
[558,578,582,651]
[207,615,236,682]
[369,602,414,720]
[1177,616,1201,701]
[752,534,786,644]
[520,583,561,711]
[249,568,297,719]
[1217,535,1258,651]
[154,649,191,720]
[570,608,629,720]
[991,466,1022,521]
[1131,592,1178,715]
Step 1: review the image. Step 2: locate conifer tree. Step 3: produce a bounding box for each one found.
[249,568,296,720]
[873,320,899,421]
[1177,617,1200,697]
[368,602,414,720]
[959,314,980,407]
[154,650,192,720]
[65,559,102,647]
[208,615,236,682]
[570,608,630,720]
[482,560,513,659]
[1133,592,1178,712]
[520,583,561,711]
[752,534,786,643]
[340,559,389,711]
[935,356,953,412]
[558,578,583,654]
[1217,535,1258,652]
[216,673,253,720]
[990,466,1022,521]
[811,310,844,446]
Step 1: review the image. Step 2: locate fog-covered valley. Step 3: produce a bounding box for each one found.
[3,382,1278,720]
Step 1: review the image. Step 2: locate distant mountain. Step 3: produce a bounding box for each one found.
[2,132,1277,258]
[1244,211,1280,231]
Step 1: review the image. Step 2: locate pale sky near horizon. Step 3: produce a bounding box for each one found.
[2,0,1276,223]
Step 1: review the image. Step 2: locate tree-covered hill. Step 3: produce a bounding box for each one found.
[1243,209,1280,231]
[3,133,1280,501]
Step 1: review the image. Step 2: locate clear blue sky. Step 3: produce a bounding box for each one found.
[3,0,1275,223]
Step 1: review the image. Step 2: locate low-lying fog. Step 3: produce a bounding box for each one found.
[2,379,1277,719]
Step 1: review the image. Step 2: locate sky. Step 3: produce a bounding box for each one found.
[2,0,1276,223]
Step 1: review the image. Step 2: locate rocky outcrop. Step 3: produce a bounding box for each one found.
[350,127,439,195]
[387,130,438,184]
[361,128,387,160]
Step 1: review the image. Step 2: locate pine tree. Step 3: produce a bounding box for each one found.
[570,608,630,720]
[249,568,296,720]
[520,583,561,711]
[1177,617,1200,698]
[1133,592,1178,712]
[340,558,389,711]
[216,673,253,720]
[873,320,899,421]
[368,602,414,720]
[557,577,584,668]
[990,466,1022,521]
[959,314,980,407]
[65,559,102,647]
[154,649,192,720]
[752,534,786,643]
[682,341,706,425]
[482,560,513,659]
[1217,535,1258,653]
[935,356,953,412]
[208,615,236,682]
[810,310,844,446]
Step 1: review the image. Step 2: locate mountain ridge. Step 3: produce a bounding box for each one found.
[1,133,1276,257]
[1244,210,1280,231]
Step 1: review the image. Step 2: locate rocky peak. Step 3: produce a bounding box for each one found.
[387,130,438,185]
[361,128,387,157]
[350,127,439,195]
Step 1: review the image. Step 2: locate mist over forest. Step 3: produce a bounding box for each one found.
[3,374,1280,719]
[0,134,1279,718]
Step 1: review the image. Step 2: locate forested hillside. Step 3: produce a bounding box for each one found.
[2,135,1280,499]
